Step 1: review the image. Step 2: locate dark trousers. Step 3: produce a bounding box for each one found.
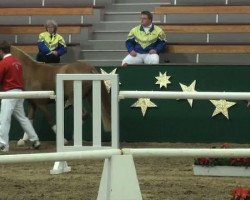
[36,52,60,63]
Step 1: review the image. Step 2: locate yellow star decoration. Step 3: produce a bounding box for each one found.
[210,99,236,119]
[155,72,171,88]
[100,68,117,93]
[179,80,197,107]
[131,98,157,117]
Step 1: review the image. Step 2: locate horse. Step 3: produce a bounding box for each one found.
[10,46,111,145]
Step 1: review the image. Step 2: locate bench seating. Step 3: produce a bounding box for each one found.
[155,5,250,14]
[0,24,92,34]
[13,43,80,54]
[0,7,95,16]
[157,23,250,33]
[168,43,250,53]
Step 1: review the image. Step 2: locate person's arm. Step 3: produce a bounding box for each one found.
[125,28,136,53]
[155,30,167,54]
[56,36,67,56]
[37,33,51,55]
[0,63,5,84]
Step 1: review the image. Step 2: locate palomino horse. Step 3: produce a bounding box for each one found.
[10,46,111,144]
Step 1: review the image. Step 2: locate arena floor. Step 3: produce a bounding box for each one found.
[0,141,250,200]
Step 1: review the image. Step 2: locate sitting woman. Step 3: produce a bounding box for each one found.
[36,19,67,63]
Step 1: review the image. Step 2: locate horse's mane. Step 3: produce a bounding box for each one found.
[11,46,38,66]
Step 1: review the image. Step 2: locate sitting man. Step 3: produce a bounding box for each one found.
[36,19,67,63]
[122,11,167,66]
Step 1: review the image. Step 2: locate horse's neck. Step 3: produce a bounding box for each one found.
[11,46,38,70]
[17,53,37,68]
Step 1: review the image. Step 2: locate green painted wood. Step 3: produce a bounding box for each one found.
[8,65,250,143]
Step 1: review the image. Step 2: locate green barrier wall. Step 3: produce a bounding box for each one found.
[8,65,250,143]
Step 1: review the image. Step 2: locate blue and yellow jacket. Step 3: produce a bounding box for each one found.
[37,32,67,56]
[125,24,167,54]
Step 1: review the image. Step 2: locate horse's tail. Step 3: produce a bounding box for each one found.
[100,79,111,132]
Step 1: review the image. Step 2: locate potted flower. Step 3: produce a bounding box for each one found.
[231,187,250,200]
[193,144,250,177]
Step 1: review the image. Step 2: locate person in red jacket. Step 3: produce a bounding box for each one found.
[0,41,41,152]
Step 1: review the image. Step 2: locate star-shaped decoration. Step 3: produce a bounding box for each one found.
[100,68,117,93]
[131,98,157,117]
[155,71,171,88]
[210,99,236,119]
[179,80,197,107]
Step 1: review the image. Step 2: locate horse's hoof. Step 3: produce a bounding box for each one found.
[17,139,26,146]
[64,138,69,145]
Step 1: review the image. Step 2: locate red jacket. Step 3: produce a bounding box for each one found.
[0,54,23,91]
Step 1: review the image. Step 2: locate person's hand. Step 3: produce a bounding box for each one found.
[51,51,58,56]
[129,50,137,57]
[149,49,157,54]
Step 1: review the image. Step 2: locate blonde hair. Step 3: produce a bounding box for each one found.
[45,19,58,32]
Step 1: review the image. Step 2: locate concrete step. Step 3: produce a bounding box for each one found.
[115,0,170,3]
[81,53,250,66]
[93,21,140,30]
[91,31,250,43]
[92,30,128,40]
[105,3,169,12]
[164,14,217,23]
[170,0,250,5]
[0,9,102,25]
[1,0,112,6]
[86,40,125,50]
[80,49,127,59]
[44,0,111,6]
[104,12,162,21]
[0,33,84,44]
[168,33,250,43]
[169,0,226,5]
[164,14,250,24]
[104,12,163,22]
[79,59,122,66]
[229,0,250,4]
[219,14,250,23]
[1,0,42,6]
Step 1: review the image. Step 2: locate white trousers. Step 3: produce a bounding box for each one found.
[122,53,159,66]
[0,90,39,148]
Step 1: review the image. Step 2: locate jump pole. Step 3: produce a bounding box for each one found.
[122,148,250,158]
[0,91,55,99]
[0,149,121,164]
[119,91,250,100]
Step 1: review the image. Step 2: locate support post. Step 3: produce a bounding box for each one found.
[97,155,142,200]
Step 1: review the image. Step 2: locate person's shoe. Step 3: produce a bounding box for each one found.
[0,143,9,152]
[32,140,41,150]
[17,139,28,146]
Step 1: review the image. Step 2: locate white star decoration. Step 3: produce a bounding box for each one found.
[179,80,197,107]
[131,98,157,117]
[155,72,171,88]
[210,99,236,119]
[100,68,117,93]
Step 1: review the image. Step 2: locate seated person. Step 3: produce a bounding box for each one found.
[36,19,67,63]
[122,11,167,66]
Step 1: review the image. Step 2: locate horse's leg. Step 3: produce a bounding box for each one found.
[17,102,36,146]
[36,103,68,144]
[84,81,111,132]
